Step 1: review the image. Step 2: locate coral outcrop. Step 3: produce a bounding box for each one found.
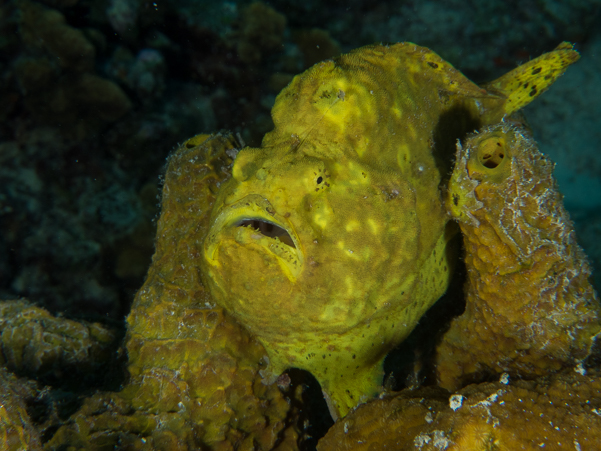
[15,0,132,139]
[0,300,116,380]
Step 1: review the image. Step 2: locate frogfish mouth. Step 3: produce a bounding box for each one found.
[204,194,302,282]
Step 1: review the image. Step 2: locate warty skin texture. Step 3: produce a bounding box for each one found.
[201,42,579,419]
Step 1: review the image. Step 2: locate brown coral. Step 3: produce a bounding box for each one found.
[235,2,286,64]
[14,0,132,139]
[19,0,95,72]
[437,123,601,391]
[318,369,601,450]
[0,300,116,380]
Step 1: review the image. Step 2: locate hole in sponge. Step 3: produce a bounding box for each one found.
[480,140,505,169]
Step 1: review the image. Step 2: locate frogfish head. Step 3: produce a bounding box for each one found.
[203,138,420,334]
[201,134,453,419]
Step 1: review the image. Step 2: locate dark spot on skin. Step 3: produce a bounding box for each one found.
[544,74,552,80]
[325,182,330,187]
[531,67,542,75]
[284,212,291,218]
[338,89,345,100]
[323,355,326,359]
[427,61,439,69]
[352,354,356,359]
[529,85,538,97]
[452,193,460,206]
[317,176,323,184]
[523,82,529,89]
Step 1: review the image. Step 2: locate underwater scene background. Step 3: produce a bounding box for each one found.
[0,0,600,449]
[1,0,600,321]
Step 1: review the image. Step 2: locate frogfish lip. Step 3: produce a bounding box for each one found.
[204,194,303,280]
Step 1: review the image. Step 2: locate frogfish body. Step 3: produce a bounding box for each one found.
[201,42,579,419]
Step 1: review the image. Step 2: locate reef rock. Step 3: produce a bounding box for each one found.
[0,300,116,380]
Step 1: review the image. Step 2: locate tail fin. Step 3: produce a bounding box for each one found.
[482,42,580,116]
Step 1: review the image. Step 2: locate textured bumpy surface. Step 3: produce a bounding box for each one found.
[437,123,601,391]
[201,41,579,418]
[46,134,299,450]
[0,368,42,451]
[0,300,116,378]
[317,369,601,450]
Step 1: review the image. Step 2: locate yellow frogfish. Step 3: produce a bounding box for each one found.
[200,41,580,419]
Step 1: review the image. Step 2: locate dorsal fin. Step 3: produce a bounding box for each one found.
[482,42,580,116]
